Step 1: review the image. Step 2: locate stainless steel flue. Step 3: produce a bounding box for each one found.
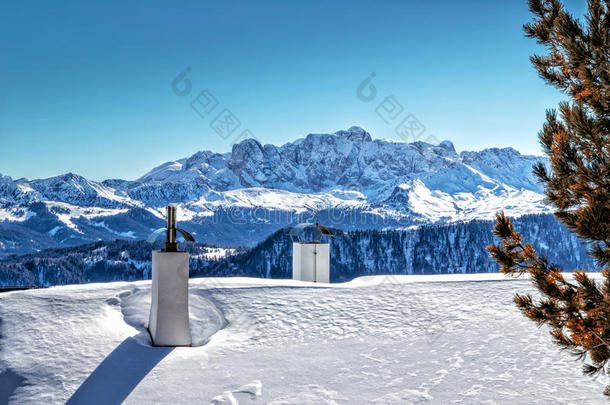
[148,205,195,252]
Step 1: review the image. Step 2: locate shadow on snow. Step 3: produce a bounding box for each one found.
[66,336,173,405]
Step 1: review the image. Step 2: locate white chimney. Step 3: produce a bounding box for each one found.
[146,205,195,346]
[292,242,330,283]
[289,222,332,283]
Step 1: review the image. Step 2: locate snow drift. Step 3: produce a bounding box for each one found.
[0,275,607,404]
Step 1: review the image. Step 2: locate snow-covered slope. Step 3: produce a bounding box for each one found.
[0,275,606,404]
[0,127,549,254]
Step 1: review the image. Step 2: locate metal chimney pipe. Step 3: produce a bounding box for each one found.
[147,205,194,252]
[166,205,177,246]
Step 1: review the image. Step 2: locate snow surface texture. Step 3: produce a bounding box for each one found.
[0,127,550,254]
[0,275,606,404]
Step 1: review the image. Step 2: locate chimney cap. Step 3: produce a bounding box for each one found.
[289,222,333,242]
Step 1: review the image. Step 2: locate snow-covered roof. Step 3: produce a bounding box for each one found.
[1,274,605,403]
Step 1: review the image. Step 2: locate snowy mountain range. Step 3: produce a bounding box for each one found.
[0,127,550,256]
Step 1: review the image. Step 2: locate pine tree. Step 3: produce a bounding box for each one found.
[487,0,610,394]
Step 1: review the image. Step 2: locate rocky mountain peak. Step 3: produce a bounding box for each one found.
[438,140,456,154]
[334,126,372,142]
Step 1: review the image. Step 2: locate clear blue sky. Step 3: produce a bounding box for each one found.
[0,0,587,181]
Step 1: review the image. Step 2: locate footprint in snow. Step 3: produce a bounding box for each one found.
[211,380,262,404]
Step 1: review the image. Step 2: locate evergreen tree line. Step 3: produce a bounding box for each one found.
[0,213,593,287]
[209,213,595,282]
